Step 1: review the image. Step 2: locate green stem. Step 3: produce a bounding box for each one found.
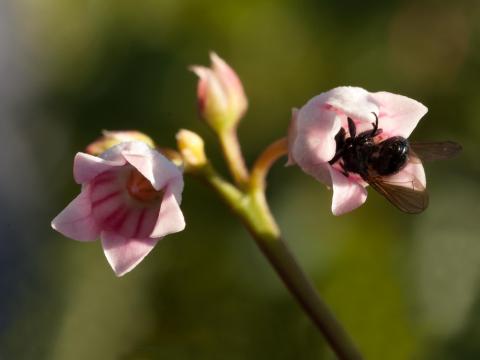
[218,128,250,187]
[241,189,362,360]
[195,160,363,360]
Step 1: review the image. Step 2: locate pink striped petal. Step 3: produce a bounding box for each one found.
[90,175,123,204]
[101,231,160,277]
[329,167,368,216]
[101,205,128,231]
[91,191,124,224]
[134,205,162,239]
[118,142,182,192]
[51,186,99,241]
[116,207,143,239]
[371,91,428,138]
[150,187,185,238]
[104,203,160,239]
[74,153,125,184]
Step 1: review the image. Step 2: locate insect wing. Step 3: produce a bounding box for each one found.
[410,141,462,162]
[367,175,429,214]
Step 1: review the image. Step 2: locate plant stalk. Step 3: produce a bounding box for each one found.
[241,189,363,360]
[218,128,250,187]
[195,159,363,360]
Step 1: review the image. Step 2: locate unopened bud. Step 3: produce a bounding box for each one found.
[176,129,207,168]
[86,130,155,155]
[190,52,248,133]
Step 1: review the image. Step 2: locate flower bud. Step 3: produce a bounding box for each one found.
[190,52,248,132]
[86,130,155,155]
[176,129,207,168]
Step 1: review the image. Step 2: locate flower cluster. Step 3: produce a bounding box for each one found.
[51,53,249,276]
[52,53,448,276]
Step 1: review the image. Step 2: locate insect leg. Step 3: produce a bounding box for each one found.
[347,117,356,138]
[329,127,347,165]
[371,112,379,136]
[340,162,349,177]
[329,151,344,165]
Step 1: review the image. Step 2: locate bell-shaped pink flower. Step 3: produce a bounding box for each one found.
[191,52,248,132]
[51,141,185,276]
[288,86,428,215]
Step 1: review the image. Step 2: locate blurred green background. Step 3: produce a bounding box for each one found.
[1,0,479,359]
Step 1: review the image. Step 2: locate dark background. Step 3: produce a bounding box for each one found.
[1,0,479,359]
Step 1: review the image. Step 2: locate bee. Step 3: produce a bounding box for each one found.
[328,113,462,213]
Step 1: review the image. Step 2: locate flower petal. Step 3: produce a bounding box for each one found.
[169,175,184,204]
[101,231,160,277]
[296,160,332,187]
[286,108,299,166]
[322,86,379,122]
[51,186,99,241]
[120,142,182,191]
[370,91,428,138]
[150,186,185,238]
[73,152,125,184]
[291,100,340,164]
[329,167,368,216]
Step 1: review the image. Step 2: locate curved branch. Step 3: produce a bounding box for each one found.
[250,137,288,189]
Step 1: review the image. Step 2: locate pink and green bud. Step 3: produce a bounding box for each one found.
[86,130,155,156]
[191,52,248,132]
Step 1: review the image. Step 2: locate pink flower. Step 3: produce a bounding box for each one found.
[51,141,185,276]
[191,52,248,131]
[288,86,428,215]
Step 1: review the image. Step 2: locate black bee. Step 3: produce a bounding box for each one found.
[328,113,462,213]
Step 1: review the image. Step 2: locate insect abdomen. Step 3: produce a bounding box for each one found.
[371,136,409,176]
